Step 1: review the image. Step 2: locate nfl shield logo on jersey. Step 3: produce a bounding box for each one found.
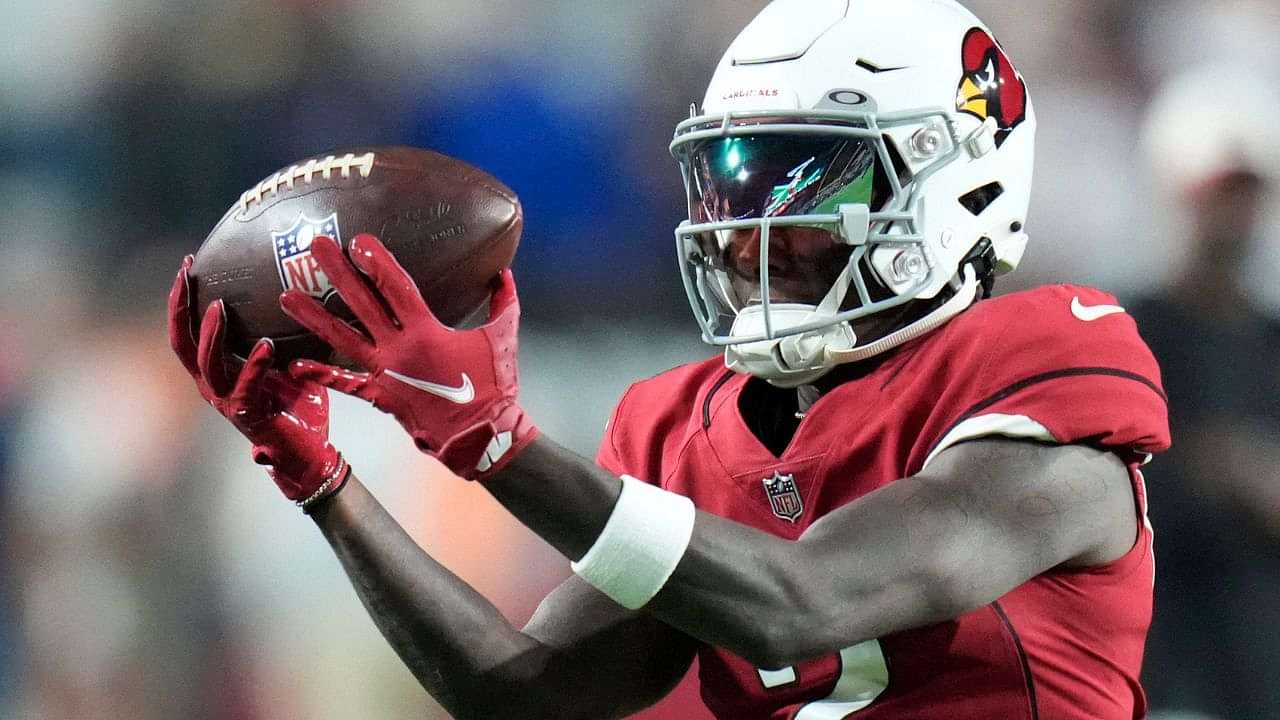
[762,471,803,523]
[272,212,342,298]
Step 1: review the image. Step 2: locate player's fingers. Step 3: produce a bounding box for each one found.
[197,301,234,398]
[279,290,374,366]
[348,233,435,326]
[309,235,397,338]
[230,338,275,412]
[167,256,201,377]
[486,269,520,323]
[289,360,372,398]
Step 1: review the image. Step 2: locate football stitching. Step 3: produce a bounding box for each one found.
[238,152,377,213]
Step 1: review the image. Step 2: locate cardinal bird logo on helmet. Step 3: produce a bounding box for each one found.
[956,28,1027,147]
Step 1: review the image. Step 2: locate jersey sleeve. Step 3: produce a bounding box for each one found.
[924,285,1171,467]
[595,389,632,477]
[594,360,723,486]
[594,379,684,485]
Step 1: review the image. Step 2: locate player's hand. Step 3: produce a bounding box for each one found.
[280,234,537,480]
[168,256,349,507]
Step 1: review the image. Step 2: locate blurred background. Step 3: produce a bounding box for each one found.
[3,0,1279,718]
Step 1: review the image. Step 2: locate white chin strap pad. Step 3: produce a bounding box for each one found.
[724,266,982,385]
[725,304,857,387]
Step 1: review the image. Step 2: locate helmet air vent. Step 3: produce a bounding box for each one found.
[855,59,909,75]
[958,182,1004,216]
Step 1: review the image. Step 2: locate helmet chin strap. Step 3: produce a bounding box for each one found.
[826,263,980,364]
[724,264,981,387]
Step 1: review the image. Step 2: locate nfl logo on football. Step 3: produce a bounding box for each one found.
[273,212,341,298]
[762,471,804,523]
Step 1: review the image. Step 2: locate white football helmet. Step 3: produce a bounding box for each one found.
[671,0,1036,386]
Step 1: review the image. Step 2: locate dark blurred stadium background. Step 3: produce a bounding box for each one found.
[2,1,1279,718]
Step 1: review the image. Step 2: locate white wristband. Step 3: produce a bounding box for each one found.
[571,475,696,610]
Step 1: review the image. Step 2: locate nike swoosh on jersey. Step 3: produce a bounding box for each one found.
[1071,296,1126,322]
[385,370,475,404]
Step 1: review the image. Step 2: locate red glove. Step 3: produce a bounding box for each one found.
[280,234,537,480]
[168,256,349,508]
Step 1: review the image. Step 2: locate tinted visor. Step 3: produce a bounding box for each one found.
[684,134,879,224]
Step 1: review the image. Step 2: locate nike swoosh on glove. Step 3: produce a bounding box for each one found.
[168,255,349,509]
[280,234,537,481]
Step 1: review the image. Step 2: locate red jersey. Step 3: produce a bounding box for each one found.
[597,285,1171,720]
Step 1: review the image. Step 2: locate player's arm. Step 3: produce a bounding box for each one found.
[487,433,1136,669]
[310,473,698,720]
[167,257,695,720]
[282,234,1136,666]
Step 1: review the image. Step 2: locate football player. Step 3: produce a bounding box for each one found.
[168,0,1170,717]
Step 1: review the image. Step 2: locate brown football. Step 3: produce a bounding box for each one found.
[189,146,522,363]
